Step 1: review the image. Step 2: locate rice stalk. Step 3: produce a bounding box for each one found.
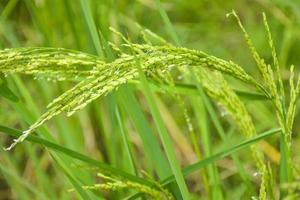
[68,172,174,200]
[0,39,262,150]
[228,10,300,197]
[1,13,299,198]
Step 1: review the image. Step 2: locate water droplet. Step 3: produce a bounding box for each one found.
[253,172,260,177]
[220,110,228,117]
[217,104,228,117]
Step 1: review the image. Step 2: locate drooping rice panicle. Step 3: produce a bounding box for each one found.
[0,42,262,149]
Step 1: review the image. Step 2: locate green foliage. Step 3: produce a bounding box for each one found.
[1,1,300,199]
[0,39,266,151]
[68,172,174,200]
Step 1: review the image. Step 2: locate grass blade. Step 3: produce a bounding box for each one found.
[126,127,281,199]
[162,128,281,185]
[131,47,190,198]
[0,125,154,187]
[78,0,104,56]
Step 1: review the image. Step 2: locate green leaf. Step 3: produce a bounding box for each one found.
[0,125,155,188]
[162,128,281,186]
[147,82,269,101]
[130,43,191,198]
[126,128,281,199]
[0,75,19,102]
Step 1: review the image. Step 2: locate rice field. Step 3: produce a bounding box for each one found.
[0,0,300,199]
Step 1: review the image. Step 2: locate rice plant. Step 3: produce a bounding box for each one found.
[1,0,300,199]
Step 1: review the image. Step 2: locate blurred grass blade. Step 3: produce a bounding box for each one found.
[1,0,19,20]
[234,89,270,100]
[162,128,281,186]
[0,77,19,102]
[79,0,104,56]
[0,155,48,200]
[148,82,269,101]
[0,125,155,187]
[115,105,137,175]
[126,128,281,200]
[117,86,171,178]
[50,155,95,200]
[131,46,190,198]
[154,0,180,46]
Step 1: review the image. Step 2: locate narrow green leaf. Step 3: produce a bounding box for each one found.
[79,0,104,56]
[146,82,270,101]
[50,155,94,200]
[115,105,137,175]
[0,77,19,102]
[162,128,281,186]
[127,128,281,200]
[117,86,171,178]
[130,45,190,198]
[154,0,180,46]
[0,125,154,188]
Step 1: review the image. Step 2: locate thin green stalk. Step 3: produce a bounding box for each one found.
[131,46,190,198]
[163,128,281,186]
[50,155,95,200]
[115,105,137,175]
[0,125,155,187]
[117,86,171,178]
[195,88,223,199]
[0,150,37,200]
[154,0,180,46]
[194,82,255,194]
[79,0,104,56]
[154,1,223,197]
[1,0,19,20]
[126,128,281,200]
[62,0,82,49]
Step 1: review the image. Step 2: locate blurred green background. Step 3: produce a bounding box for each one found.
[1,0,300,199]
